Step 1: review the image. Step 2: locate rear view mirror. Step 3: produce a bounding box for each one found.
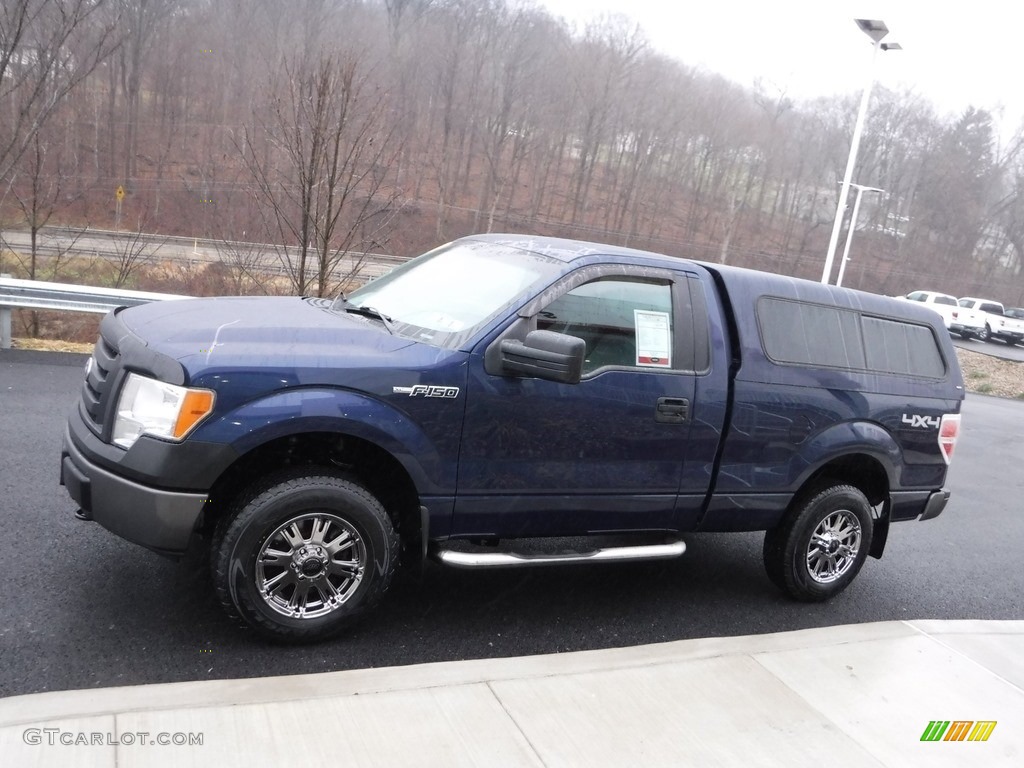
[500,330,584,384]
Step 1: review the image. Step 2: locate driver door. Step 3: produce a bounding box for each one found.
[453,267,698,538]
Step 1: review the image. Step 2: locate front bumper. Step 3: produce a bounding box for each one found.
[61,424,207,555]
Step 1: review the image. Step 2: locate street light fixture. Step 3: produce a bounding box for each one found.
[820,19,901,284]
[835,183,884,288]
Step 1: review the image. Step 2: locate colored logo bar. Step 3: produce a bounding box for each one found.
[920,720,997,742]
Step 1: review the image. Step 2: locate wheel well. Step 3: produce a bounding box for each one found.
[792,454,892,560]
[202,432,421,547]
[800,454,889,508]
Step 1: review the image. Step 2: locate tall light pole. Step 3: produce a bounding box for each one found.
[820,19,901,285]
[835,183,884,287]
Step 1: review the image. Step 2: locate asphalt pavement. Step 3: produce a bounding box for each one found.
[952,334,1024,361]
[2,348,1023,702]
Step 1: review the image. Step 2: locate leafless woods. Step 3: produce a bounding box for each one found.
[2,0,1023,300]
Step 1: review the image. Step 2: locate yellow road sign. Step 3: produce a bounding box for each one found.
[116,185,125,202]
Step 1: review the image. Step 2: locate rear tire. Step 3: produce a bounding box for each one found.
[978,324,991,342]
[763,484,873,602]
[212,470,398,643]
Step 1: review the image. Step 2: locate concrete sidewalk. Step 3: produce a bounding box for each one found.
[1,620,1021,767]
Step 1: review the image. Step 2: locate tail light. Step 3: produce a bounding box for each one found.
[938,413,961,465]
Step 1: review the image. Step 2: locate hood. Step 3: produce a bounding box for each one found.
[118,296,424,379]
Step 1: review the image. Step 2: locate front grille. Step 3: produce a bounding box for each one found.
[81,332,122,435]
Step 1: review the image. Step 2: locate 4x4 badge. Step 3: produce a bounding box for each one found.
[393,385,460,398]
[902,414,940,429]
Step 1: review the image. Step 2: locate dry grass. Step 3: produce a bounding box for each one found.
[11,337,94,353]
[956,347,1024,399]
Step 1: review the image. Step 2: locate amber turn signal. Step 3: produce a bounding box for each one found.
[173,389,216,438]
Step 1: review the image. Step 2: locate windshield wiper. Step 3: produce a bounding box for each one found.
[344,304,395,335]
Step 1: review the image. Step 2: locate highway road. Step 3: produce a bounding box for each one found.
[0,226,404,283]
[1,349,1022,698]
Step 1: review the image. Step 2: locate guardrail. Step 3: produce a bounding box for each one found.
[0,275,190,349]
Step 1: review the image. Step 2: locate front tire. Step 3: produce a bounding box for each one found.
[763,484,873,602]
[213,470,398,642]
[978,324,991,342]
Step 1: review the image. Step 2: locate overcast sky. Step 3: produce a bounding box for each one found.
[539,0,1022,140]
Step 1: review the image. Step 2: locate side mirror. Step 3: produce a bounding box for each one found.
[500,330,585,384]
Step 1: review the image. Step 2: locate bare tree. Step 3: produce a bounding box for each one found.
[4,0,1024,307]
[111,0,178,182]
[239,53,403,297]
[470,4,547,233]
[0,0,119,181]
[565,17,647,226]
[384,0,434,49]
[992,130,1024,292]
[213,236,273,296]
[9,132,65,281]
[110,222,163,288]
[5,129,93,331]
[427,0,483,239]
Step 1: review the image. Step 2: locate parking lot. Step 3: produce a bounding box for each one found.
[1,349,1023,698]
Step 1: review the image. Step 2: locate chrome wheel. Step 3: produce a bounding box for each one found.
[763,483,872,601]
[214,472,398,642]
[256,512,366,619]
[806,509,862,584]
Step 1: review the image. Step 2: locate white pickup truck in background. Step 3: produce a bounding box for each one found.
[900,291,986,339]
[958,297,1024,345]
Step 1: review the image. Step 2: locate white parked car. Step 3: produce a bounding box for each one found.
[899,291,986,339]
[957,297,1024,345]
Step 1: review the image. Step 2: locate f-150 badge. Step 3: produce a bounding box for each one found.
[902,414,940,429]
[393,385,460,398]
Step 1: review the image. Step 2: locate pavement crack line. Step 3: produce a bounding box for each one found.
[902,620,1024,694]
[485,680,550,767]
[747,652,890,768]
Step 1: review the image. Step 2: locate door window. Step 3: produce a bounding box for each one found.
[537,278,674,374]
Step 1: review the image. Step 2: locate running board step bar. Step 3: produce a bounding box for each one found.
[431,539,685,568]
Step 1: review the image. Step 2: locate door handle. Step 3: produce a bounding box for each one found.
[655,397,689,424]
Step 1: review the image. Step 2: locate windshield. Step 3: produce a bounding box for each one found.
[339,239,564,348]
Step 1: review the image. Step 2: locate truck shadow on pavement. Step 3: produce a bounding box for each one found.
[4,528,902,697]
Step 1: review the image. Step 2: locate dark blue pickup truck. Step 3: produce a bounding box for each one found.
[61,235,965,641]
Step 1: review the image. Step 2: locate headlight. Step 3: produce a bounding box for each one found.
[112,373,215,449]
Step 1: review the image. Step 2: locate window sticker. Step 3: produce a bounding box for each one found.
[634,309,672,367]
